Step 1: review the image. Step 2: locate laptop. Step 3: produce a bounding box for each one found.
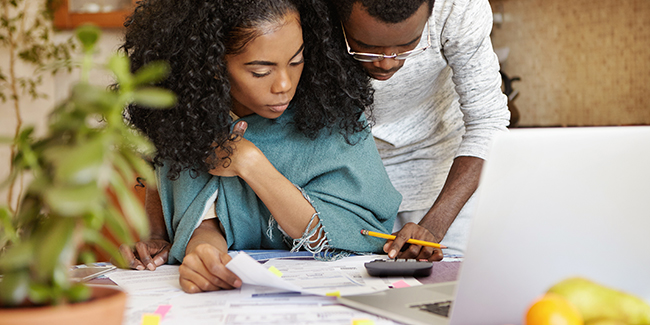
[338,126,650,325]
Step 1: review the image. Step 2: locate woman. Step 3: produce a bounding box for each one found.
[121,0,401,293]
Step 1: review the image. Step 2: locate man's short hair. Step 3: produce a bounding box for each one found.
[331,0,435,24]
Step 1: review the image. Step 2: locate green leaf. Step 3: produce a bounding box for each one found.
[108,54,133,89]
[70,82,117,114]
[118,129,156,160]
[0,271,30,306]
[112,151,136,189]
[83,208,105,231]
[109,173,148,238]
[44,183,102,217]
[13,194,43,230]
[44,137,106,185]
[0,206,18,243]
[66,283,91,303]
[132,61,170,86]
[0,242,34,272]
[51,265,70,303]
[75,24,101,53]
[0,136,14,143]
[34,217,76,283]
[82,228,126,267]
[132,87,176,109]
[28,283,53,305]
[77,249,97,265]
[103,203,135,246]
[122,151,155,188]
[15,126,35,143]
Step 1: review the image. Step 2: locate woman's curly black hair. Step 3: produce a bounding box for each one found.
[121,0,374,180]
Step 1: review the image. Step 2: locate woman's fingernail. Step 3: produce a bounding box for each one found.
[147,263,155,271]
[136,265,145,271]
[236,121,247,131]
[154,257,164,265]
[389,250,396,258]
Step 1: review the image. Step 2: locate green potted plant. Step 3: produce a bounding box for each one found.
[1,0,76,212]
[0,25,175,324]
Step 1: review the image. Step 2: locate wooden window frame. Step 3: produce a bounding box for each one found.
[52,0,136,29]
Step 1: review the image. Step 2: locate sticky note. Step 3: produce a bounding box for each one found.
[141,313,161,325]
[391,280,411,289]
[268,266,283,277]
[351,319,375,325]
[154,305,172,319]
[325,290,340,297]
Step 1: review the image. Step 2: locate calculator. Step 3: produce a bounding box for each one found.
[364,259,433,277]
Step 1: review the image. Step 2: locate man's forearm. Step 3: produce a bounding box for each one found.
[419,156,484,241]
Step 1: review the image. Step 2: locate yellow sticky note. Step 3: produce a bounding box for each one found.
[141,313,161,325]
[351,319,375,325]
[268,266,283,277]
[325,290,341,297]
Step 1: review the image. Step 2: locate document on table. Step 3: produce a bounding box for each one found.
[107,253,421,325]
[226,251,421,296]
[225,252,303,292]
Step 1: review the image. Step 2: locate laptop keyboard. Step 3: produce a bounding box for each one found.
[410,300,453,317]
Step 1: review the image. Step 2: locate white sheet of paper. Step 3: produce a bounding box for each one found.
[225,251,303,292]
[264,254,422,296]
[108,265,183,292]
[106,255,412,325]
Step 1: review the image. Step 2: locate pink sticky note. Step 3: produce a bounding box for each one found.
[154,305,172,319]
[391,280,411,289]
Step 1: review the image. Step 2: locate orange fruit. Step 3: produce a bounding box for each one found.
[525,293,584,325]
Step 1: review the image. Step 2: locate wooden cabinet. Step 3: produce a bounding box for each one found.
[52,0,136,29]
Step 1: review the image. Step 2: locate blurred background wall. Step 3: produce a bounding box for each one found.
[490,0,650,127]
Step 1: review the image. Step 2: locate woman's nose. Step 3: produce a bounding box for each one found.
[271,69,292,94]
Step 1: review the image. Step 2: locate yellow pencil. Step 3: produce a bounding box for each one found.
[361,229,447,249]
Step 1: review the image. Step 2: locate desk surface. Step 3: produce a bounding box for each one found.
[419,260,461,284]
[91,260,461,286]
[91,257,462,324]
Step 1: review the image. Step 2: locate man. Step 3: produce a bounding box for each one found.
[330,0,510,260]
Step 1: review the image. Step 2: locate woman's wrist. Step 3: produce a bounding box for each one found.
[236,146,267,180]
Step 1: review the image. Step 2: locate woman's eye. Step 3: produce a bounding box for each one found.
[252,71,271,78]
[290,56,304,66]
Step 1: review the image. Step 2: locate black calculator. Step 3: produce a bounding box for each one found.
[364,259,433,277]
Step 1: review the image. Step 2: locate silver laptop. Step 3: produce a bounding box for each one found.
[338,126,650,325]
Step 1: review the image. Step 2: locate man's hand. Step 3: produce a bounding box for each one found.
[178,243,242,293]
[118,239,171,271]
[383,222,443,262]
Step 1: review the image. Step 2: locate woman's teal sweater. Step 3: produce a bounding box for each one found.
[157,108,401,264]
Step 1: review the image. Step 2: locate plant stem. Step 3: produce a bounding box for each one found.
[3,0,24,214]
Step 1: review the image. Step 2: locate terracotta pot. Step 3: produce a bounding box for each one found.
[0,286,127,325]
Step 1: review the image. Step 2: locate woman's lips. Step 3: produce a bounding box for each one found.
[268,103,289,113]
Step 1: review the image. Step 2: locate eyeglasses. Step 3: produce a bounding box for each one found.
[341,22,431,62]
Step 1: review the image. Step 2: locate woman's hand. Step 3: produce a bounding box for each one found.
[118,239,171,271]
[180,218,240,293]
[209,121,261,178]
[179,243,242,293]
[208,120,318,239]
[117,178,172,271]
